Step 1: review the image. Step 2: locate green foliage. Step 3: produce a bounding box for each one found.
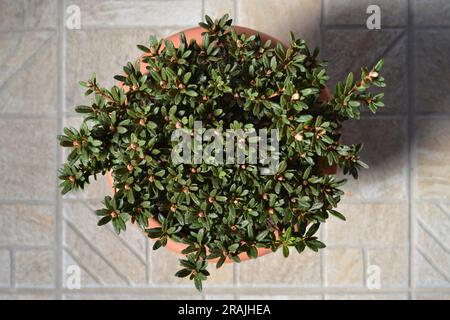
[58,14,385,291]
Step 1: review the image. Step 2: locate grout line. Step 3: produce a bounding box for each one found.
[2,286,444,295]
[9,249,14,288]
[362,248,368,289]
[0,245,52,251]
[414,25,450,30]
[320,0,325,37]
[319,224,326,288]
[324,25,406,31]
[233,0,239,25]
[201,0,205,19]
[0,199,55,206]
[145,236,150,285]
[415,112,450,119]
[235,261,240,289]
[55,0,66,300]
[0,113,57,119]
[406,0,417,301]
[0,28,56,33]
[321,0,327,27]
[232,263,238,299]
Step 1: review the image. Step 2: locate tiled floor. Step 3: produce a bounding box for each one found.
[0,0,448,300]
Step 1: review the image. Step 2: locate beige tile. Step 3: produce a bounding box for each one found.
[0,249,11,287]
[366,248,408,288]
[415,202,450,288]
[416,118,450,200]
[417,203,450,252]
[414,0,450,26]
[65,28,181,111]
[150,247,195,286]
[324,0,407,26]
[326,202,407,247]
[237,250,321,286]
[0,204,53,246]
[0,32,57,115]
[63,202,147,287]
[325,293,408,300]
[0,119,56,201]
[63,227,131,286]
[236,0,321,48]
[323,29,407,113]
[414,249,449,288]
[338,118,407,200]
[0,32,52,84]
[204,0,235,20]
[0,0,57,30]
[416,31,450,113]
[14,249,53,287]
[67,0,201,28]
[150,241,233,287]
[203,262,234,287]
[325,248,364,287]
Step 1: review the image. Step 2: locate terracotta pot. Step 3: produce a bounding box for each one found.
[108,26,334,263]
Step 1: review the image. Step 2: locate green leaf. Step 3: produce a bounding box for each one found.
[374,59,384,72]
[97,215,111,226]
[282,246,289,258]
[247,246,258,259]
[185,90,198,97]
[305,223,320,237]
[175,269,191,278]
[194,275,203,292]
[256,230,269,242]
[137,44,150,53]
[228,243,239,253]
[75,105,92,113]
[197,228,205,244]
[216,256,226,269]
[147,227,163,238]
[330,210,346,221]
[154,180,164,190]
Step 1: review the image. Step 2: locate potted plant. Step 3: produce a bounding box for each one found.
[58,14,385,291]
